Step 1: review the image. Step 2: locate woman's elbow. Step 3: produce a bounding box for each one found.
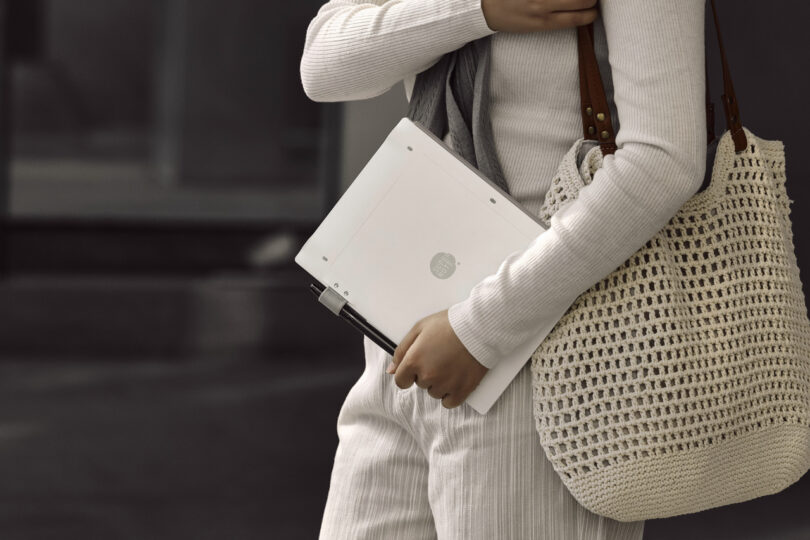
[300,56,395,103]
[300,54,338,102]
[300,75,331,103]
[668,116,709,199]
[611,135,707,223]
[670,139,707,202]
[300,33,401,103]
[632,131,707,200]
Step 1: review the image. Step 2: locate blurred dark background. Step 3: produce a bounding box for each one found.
[0,1,806,539]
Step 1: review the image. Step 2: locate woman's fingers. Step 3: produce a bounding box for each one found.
[427,385,448,400]
[388,320,422,373]
[483,0,598,33]
[534,8,598,30]
[393,356,419,389]
[545,0,598,12]
[441,394,464,409]
[532,0,597,17]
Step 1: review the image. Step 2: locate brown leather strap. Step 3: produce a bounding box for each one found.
[577,27,593,142]
[706,46,716,145]
[577,0,746,155]
[577,24,616,155]
[708,0,746,151]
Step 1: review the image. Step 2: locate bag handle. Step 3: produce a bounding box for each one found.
[707,0,745,151]
[577,0,747,155]
[577,23,617,155]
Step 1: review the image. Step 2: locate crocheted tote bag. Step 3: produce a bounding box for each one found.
[529,3,810,522]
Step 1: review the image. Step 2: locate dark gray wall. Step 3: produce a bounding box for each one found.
[162,0,323,187]
[11,0,327,189]
[12,0,155,133]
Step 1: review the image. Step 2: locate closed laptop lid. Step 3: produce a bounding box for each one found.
[295,117,551,414]
[296,117,545,344]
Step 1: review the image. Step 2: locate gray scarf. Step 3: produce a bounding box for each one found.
[406,36,510,195]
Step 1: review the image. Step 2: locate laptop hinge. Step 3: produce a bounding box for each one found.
[318,286,348,316]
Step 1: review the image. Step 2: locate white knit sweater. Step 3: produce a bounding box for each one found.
[301,0,708,370]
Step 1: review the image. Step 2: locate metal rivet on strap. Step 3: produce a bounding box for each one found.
[588,126,595,135]
[586,107,593,116]
[600,130,610,140]
[596,112,605,122]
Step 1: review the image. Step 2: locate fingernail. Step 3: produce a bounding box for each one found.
[386,361,396,374]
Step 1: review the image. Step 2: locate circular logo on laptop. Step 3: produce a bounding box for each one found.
[430,252,457,279]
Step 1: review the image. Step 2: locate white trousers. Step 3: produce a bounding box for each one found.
[319,336,646,540]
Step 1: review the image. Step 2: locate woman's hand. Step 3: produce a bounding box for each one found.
[386,309,489,409]
[481,0,598,33]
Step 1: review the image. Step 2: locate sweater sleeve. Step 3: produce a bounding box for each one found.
[300,0,497,102]
[447,0,708,370]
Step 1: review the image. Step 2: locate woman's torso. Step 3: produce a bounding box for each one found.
[405,18,618,217]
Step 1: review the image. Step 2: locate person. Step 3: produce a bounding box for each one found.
[301,0,707,538]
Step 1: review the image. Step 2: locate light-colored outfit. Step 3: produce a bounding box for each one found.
[302,0,706,537]
[319,336,646,539]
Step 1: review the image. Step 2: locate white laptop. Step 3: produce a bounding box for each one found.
[295,117,566,415]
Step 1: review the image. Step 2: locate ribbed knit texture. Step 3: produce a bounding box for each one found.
[300,0,708,370]
[319,335,647,538]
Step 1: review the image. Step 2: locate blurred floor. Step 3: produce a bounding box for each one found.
[0,353,362,540]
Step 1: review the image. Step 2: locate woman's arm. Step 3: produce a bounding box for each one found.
[301,0,599,102]
[300,0,497,102]
[447,0,708,370]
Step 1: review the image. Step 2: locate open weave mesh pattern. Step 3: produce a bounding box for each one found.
[530,127,810,522]
[538,138,602,228]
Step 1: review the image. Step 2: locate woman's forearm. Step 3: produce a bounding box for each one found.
[448,0,708,369]
[300,0,496,102]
